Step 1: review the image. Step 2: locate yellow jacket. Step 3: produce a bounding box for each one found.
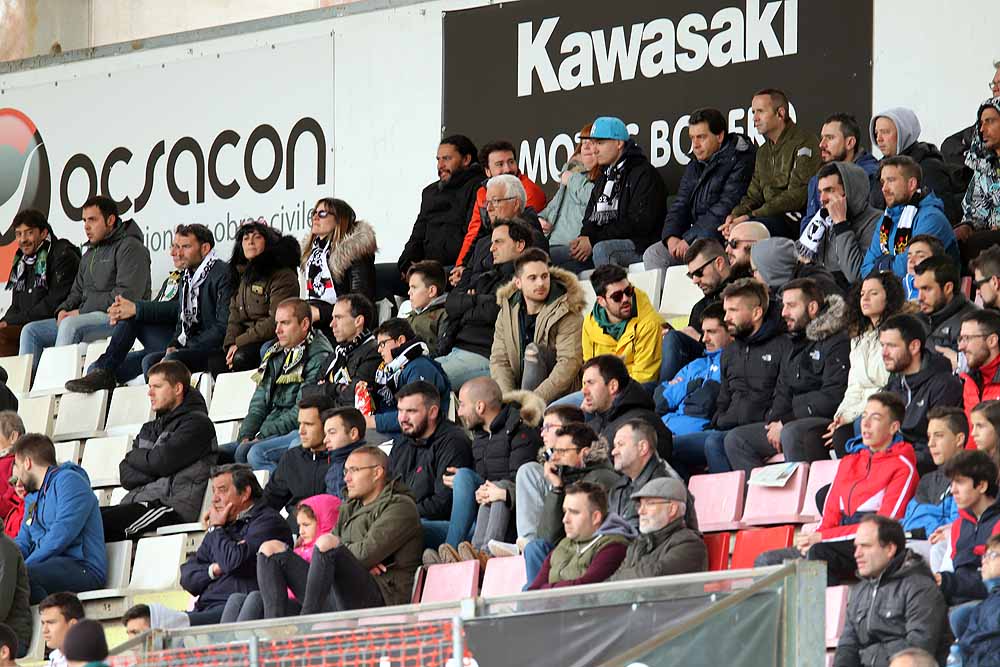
[581,287,663,384]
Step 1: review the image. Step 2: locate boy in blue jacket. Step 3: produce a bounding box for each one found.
[957,533,1000,664]
[902,406,965,538]
[12,434,107,603]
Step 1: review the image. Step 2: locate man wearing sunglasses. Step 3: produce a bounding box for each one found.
[725,221,770,273]
[971,246,1000,310]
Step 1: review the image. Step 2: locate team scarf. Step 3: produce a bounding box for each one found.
[795,207,832,261]
[325,329,374,385]
[177,250,219,346]
[588,156,627,227]
[6,238,50,293]
[252,329,314,386]
[373,340,427,406]
[305,236,337,304]
[878,204,918,256]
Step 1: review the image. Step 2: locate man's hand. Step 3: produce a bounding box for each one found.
[822,416,844,449]
[210,563,223,578]
[935,345,959,371]
[929,526,948,545]
[369,563,388,576]
[448,266,465,287]
[477,481,507,505]
[225,345,239,368]
[765,422,784,451]
[795,531,822,555]
[543,461,563,488]
[719,215,749,238]
[954,224,973,243]
[826,193,849,224]
[934,572,943,586]
[680,325,700,341]
[57,309,79,323]
[569,236,593,262]
[207,503,233,528]
[539,217,553,234]
[365,415,376,430]
[442,466,458,489]
[315,533,340,553]
[165,346,177,354]
[666,237,689,260]
[107,295,136,325]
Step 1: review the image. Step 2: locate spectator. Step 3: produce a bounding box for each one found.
[301,197,376,327]
[956,533,1000,665]
[386,381,472,546]
[221,494,340,624]
[914,255,978,367]
[541,123,599,272]
[862,156,959,279]
[453,140,547,277]
[0,623,19,666]
[371,318,451,439]
[67,224,232,392]
[0,209,79,357]
[942,60,1000,169]
[574,117,666,268]
[491,248,584,403]
[749,237,843,298]
[805,113,879,220]
[887,648,938,667]
[100,360,217,541]
[61,619,107,667]
[306,293,380,408]
[429,377,542,564]
[821,272,904,457]
[902,407,966,537]
[38,593,83,667]
[179,464,292,626]
[660,303,731,479]
[903,234,947,301]
[797,161,882,286]
[645,107,755,269]
[608,478,706,581]
[223,299,333,472]
[880,313,963,472]
[405,261,448,356]
[870,107,964,223]
[971,401,1000,470]
[724,278,849,471]
[220,221,300,373]
[12,434,105,604]
[725,89,821,238]
[833,515,948,667]
[0,532,28,656]
[758,394,918,584]
[0,413,25,539]
[121,603,189,637]
[321,407,369,498]
[937,450,1000,608]
[261,395,336,533]
[437,219,532,389]
[581,264,663,386]
[971,245,1000,310]
[397,135,483,277]
[527,481,632,590]
[955,97,1000,263]
[581,355,672,460]
[960,309,1000,449]
[725,220,770,273]
[19,195,151,377]
[257,446,422,617]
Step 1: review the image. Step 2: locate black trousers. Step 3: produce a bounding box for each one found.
[754,540,857,585]
[100,502,183,541]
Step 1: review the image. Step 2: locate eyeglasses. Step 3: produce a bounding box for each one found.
[974,276,994,288]
[687,256,720,280]
[485,196,518,209]
[541,423,560,432]
[376,338,396,351]
[984,551,1000,561]
[550,447,580,455]
[958,333,991,344]
[606,284,635,303]
[726,239,754,249]
[311,210,332,220]
[344,465,380,476]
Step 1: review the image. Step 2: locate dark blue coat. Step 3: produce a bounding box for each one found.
[659,133,756,244]
[959,579,1000,666]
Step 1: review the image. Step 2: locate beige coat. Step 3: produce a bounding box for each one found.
[490,266,585,403]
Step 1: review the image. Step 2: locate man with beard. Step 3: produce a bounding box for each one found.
[805,113,879,219]
[725,221,770,274]
[913,256,978,368]
[959,310,1000,449]
[971,246,1000,310]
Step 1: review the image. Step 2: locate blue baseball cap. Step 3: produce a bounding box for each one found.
[583,116,629,141]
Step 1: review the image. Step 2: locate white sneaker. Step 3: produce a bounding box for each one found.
[487,540,520,557]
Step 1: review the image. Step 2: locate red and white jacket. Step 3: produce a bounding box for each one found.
[961,352,1000,450]
[818,440,919,542]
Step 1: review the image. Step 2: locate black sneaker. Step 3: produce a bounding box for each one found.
[65,368,116,394]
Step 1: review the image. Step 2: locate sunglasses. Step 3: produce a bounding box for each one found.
[687,256,720,280]
[726,238,754,249]
[606,284,635,303]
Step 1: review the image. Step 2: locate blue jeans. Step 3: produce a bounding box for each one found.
[436,347,490,391]
[671,430,730,477]
[89,318,175,382]
[660,330,705,384]
[20,312,114,376]
[592,239,642,268]
[28,556,105,604]
[550,390,584,408]
[220,431,299,473]
[950,600,981,639]
[522,538,554,589]
[549,244,592,274]
[421,468,483,548]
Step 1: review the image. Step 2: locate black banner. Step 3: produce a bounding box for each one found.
[442,0,873,194]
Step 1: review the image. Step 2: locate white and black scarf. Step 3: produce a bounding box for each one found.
[177,250,219,346]
[795,208,832,261]
[6,238,50,293]
[305,236,337,304]
[588,157,627,227]
[373,340,427,406]
[326,330,374,386]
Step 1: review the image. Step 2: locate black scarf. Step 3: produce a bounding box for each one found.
[326,329,374,385]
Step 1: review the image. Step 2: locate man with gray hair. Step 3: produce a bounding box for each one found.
[0,411,24,538]
[887,647,938,667]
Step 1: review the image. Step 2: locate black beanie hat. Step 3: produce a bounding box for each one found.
[62,619,108,663]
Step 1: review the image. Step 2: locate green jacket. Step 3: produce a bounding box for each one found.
[334,479,423,606]
[239,332,333,441]
[549,533,629,584]
[731,121,821,219]
[407,295,447,357]
[610,518,707,581]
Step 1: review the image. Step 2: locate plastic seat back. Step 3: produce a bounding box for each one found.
[659,265,705,317]
[481,556,527,596]
[105,385,154,436]
[53,390,109,440]
[801,459,840,522]
[689,471,746,532]
[20,395,56,436]
[741,463,811,526]
[129,534,187,591]
[31,345,83,396]
[80,435,132,488]
[730,526,795,570]
[0,354,32,396]
[208,370,257,422]
[420,560,480,604]
[825,585,850,648]
[703,533,731,571]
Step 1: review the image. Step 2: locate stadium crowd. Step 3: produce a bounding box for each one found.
[0,67,997,667]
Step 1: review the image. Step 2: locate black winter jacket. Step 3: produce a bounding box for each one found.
[440,261,514,359]
[398,164,486,273]
[660,133,756,244]
[607,456,698,532]
[179,502,292,611]
[2,237,80,326]
[581,141,667,250]
[388,420,473,520]
[884,351,963,472]
[834,550,948,667]
[922,293,978,353]
[304,336,382,408]
[462,207,548,280]
[262,446,331,533]
[137,258,233,352]
[119,390,217,522]
[766,296,850,424]
[939,500,1000,605]
[471,402,542,483]
[537,459,621,545]
[588,380,673,461]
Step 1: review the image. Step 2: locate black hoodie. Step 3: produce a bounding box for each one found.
[922,293,978,353]
[2,236,80,326]
[263,445,332,533]
[588,379,673,461]
[388,420,473,521]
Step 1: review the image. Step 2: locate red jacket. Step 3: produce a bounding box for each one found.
[961,352,1000,450]
[454,173,547,267]
[0,454,22,538]
[818,440,918,542]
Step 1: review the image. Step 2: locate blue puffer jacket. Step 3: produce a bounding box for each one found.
[959,578,1000,666]
[805,150,879,219]
[901,469,957,538]
[659,134,756,244]
[14,462,106,582]
[659,349,722,436]
[861,190,959,279]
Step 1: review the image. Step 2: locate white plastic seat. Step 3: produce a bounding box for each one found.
[397,300,413,317]
[105,385,153,436]
[109,486,129,505]
[30,344,83,396]
[78,540,134,601]
[193,372,214,412]
[629,268,665,309]
[580,281,597,315]
[214,421,241,446]
[208,370,257,422]
[24,606,43,661]
[19,394,56,436]
[253,470,270,488]
[659,265,705,318]
[80,435,132,488]
[81,337,112,372]
[0,354,33,396]
[52,390,109,440]
[54,440,83,465]
[129,534,187,591]
[157,484,212,537]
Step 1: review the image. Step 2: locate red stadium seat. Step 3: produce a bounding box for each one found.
[704,533,730,571]
[962,276,973,298]
[740,463,810,526]
[420,561,480,604]
[730,526,795,570]
[688,471,745,532]
[481,556,527,597]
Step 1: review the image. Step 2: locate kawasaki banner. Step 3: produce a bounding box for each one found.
[442,0,873,194]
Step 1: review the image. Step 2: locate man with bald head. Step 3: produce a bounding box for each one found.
[887,648,938,667]
[726,221,770,273]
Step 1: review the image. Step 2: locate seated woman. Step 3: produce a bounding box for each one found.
[540,123,598,273]
[301,198,377,332]
[217,221,301,374]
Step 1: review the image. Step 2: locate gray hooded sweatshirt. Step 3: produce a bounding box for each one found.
[59,218,152,314]
[869,107,922,156]
[825,161,883,282]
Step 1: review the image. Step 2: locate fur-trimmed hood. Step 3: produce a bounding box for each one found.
[502,390,547,428]
[303,220,378,282]
[805,294,848,342]
[495,265,586,315]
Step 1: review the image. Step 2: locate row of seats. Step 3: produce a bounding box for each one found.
[577,264,705,321]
